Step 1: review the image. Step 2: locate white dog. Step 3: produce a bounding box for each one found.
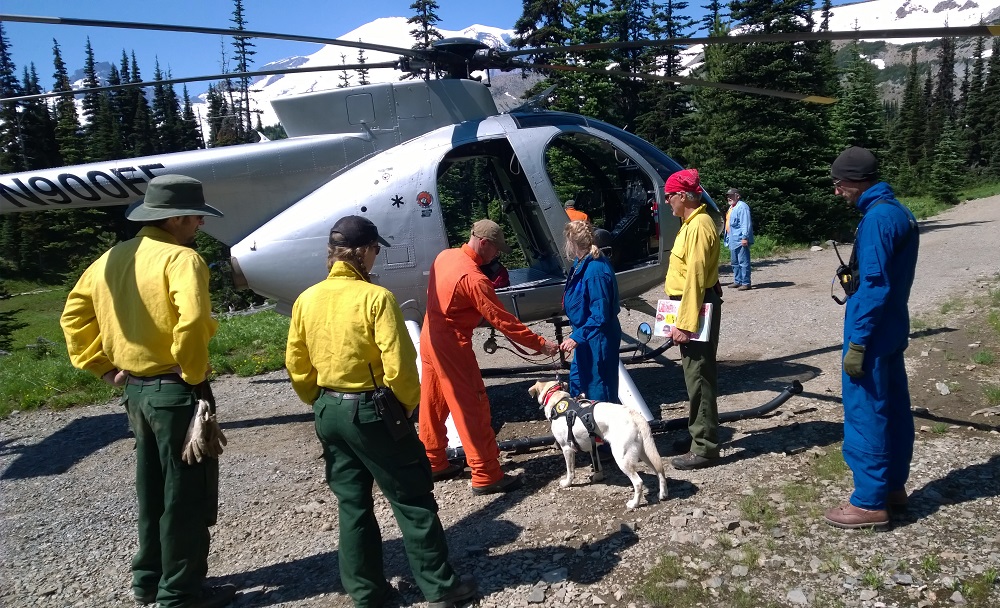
[528,380,667,508]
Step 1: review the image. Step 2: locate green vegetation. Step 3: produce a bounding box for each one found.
[738,489,779,527]
[640,553,780,608]
[208,311,289,376]
[0,282,289,419]
[972,350,995,365]
[861,569,884,590]
[812,447,850,482]
[920,554,940,577]
[960,568,999,607]
[983,385,1000,407]
[932,422,949,434]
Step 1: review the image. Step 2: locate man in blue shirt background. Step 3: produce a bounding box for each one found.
[723,188,754,290]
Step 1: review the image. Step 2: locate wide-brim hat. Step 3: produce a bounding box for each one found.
[125,175,224,221]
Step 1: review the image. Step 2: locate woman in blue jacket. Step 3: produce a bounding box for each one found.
[560,220,622,401]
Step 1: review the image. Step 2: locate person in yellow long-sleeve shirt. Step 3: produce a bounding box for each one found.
[662,169,724,471]
[286,215,476,608]
[60,175,235,608]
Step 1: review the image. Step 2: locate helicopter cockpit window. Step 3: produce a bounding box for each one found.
[437,140,564,288]
[544,133,659,272]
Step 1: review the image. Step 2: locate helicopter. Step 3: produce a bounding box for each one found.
[1,14,996,427]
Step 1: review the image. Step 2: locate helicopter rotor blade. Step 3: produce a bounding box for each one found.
[0,62,399,104]
[520,62,836,104]
[0,13,424,58]
[499,24,1000,58]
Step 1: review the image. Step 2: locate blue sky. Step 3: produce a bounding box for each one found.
[2,0,860,93]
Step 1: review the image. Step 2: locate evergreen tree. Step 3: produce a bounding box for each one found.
[513,1,587,117]
[962,34,988,168]
[635,0,695,162]
[356,45,370,86]
[337,54,352,88]
[982,38,1000,172]
[925,36,957,161]
[687,0,843,242]
[230,0,256,142]
[81,38,118,160]
[831,43,884,153]
[151,61,184,153]
[51,40,85,165]
[0,23,24,173]
[407,0,444,79]
[180,85,204,150]
[606,0,653,128]
[928,118,963,205]
[0,281,29,353]
[19,64,60,169]
[892,48,927,170]
[129,52,156,157]
[699,0,724,34]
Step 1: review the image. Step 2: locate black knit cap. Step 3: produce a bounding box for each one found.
[831,146,879,181]
[329,215,390,248]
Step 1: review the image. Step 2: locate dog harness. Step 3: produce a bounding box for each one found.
[546,390,600,453]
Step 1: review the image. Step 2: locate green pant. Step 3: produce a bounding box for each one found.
[125,380,214,608]
[679,289,722,458]
[313,391,459,608]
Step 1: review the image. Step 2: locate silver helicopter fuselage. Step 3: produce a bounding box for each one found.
[0,79,717,320]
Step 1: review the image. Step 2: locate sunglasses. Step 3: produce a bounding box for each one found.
[833,178,843,188]
[372,244,381,254]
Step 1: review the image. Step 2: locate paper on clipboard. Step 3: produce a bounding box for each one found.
[653,299,713,342]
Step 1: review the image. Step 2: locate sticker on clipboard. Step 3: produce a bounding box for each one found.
[653,299,713,342]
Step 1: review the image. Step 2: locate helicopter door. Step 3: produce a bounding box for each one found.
[436,139,564,287]
[542,132,659,272]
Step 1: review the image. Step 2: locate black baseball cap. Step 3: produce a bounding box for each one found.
[328,215,390,248]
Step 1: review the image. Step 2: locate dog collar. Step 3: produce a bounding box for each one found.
[543,384,562,404]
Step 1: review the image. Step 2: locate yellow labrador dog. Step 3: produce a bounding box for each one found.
[528,380,667,509]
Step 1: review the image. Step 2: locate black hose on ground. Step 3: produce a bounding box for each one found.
[444,380,804,461]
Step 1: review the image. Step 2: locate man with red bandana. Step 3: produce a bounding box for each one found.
[662,169,724,471]
[419,219,560,495]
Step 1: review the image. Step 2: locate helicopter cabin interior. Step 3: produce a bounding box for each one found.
[435,134,660,289]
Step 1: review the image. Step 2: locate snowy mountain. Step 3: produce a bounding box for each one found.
[192,17,516,129]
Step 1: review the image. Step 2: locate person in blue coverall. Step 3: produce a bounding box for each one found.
[824,146,919,531]
[723,188,754,290]
[559,220,622,402]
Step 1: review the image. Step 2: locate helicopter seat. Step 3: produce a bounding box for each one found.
[499,267,565,291]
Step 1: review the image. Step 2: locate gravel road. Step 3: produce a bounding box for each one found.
[2,195,999,608]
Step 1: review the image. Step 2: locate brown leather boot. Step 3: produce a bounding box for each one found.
[823,503,890,530]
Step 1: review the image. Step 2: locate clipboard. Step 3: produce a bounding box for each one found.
[653,299,713,342]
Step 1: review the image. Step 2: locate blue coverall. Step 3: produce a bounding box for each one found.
[564,254,622,402]
[724,200,754,287]
[841,181,919,511]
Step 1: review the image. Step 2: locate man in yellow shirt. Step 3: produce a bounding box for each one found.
[61,175,235,608]
[662,169,723,471]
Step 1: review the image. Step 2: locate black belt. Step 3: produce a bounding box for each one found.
[126,373,186,386]
[321,389,375,400]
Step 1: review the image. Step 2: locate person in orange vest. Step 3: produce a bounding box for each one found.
[419,219,560,494]
[564,199,589,222]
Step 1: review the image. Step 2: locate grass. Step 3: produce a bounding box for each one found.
[640,553,782,608]
[961,568,999,607]
[989,310,1000,335]
[972,350,995,365]
[920,554,940,577]
[811,447,850,481]
[208,311,290,376]
[983,385,1000,407]
[861,569,884,590]
[719,234,798,266]
[737,489,779,527]
[931,422,949,434]
[0,284,290,419]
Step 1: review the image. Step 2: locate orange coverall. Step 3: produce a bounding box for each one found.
[419,244,545,487]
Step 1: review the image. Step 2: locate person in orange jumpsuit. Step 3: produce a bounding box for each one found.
[564,199,589,223]
[419,219,560,495]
